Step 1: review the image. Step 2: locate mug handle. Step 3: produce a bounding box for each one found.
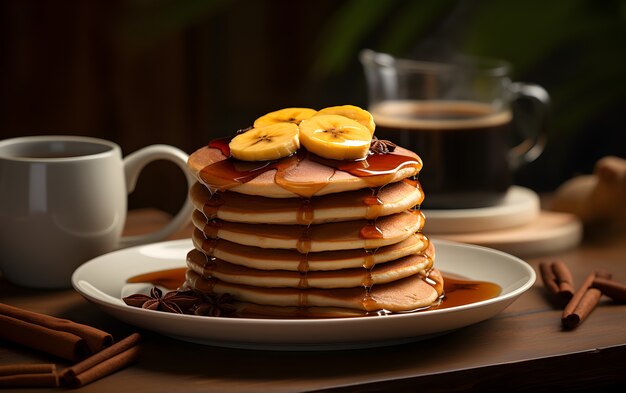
[508,82,550,170]
[119,144,195,248]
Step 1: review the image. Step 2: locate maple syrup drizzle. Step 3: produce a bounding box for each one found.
[363,249,377,269]
[409,209,425,234]
[298,291,308,307]
[361,265,376,310]
[297,235,311,289]
[296,198,314,225]
[208,137,232,157]
[297,253,310,274]
[297,272,308,290]
[296,219,312,289]
[360,220,384,239]
[309,152,421,179]
[363,187,384,220]
[202,192,225,219]
[197,207,222,240]
[407,179,422,210]
[203,220,221,238]
[201,252,217,278]
[361,288,377,312]
[274,161,334,197]
[127,268,186,290]
[199,146,305,194]
[200,140,421,197]
[202,237,219,258]
[296,226,312,254]
[401,177,413,185]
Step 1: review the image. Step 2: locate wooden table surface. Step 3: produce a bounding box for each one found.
[1,209,625,392]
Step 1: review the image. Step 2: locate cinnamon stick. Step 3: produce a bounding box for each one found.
[592,277,626,303]
[0,302,112,354]
[539,261,574,301]
[0,364,56,376]
[60,333,141,388]
[539,262,560,295]
[0,364,58,387]
[552,261,575,296]
[0,313,89,361]
[562,270,612,330]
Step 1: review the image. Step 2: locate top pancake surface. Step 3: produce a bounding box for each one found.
[188,144,422,198]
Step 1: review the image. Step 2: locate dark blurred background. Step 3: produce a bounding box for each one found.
[1,0,625,214]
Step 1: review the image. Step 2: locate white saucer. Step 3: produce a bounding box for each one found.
[72,239,535,351]
[432,210,582,258]
[423,186,540,234]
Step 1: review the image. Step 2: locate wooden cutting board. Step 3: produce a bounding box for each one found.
[430,210,582,258]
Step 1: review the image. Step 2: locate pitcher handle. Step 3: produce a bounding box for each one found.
[508,82,550,170]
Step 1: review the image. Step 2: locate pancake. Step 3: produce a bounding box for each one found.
[185,268,443,312]
[190,179,423,224]
[231,302,370,318]
[191,229,431,271]
[192,209,425,252]
[179,109,443,318]
[188,144,422,198]
[186,248,433,289]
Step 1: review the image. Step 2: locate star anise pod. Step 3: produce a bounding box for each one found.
[193,293,237,317]
[369,136,397,154]
[166,289,203,312]
[123,287,200,314]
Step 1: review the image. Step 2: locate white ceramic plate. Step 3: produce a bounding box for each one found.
[72,239,535,350]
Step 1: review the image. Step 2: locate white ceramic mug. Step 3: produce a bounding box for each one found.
[0,135,194,288]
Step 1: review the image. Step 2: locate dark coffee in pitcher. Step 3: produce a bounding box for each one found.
[371,100,513,209]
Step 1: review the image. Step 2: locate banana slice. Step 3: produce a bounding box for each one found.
[317,105,375,135]
[254,107,317,128]
[229,123,299,161]
[299,115,372,160]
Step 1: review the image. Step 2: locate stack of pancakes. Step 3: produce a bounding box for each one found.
[185,144,443,318]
